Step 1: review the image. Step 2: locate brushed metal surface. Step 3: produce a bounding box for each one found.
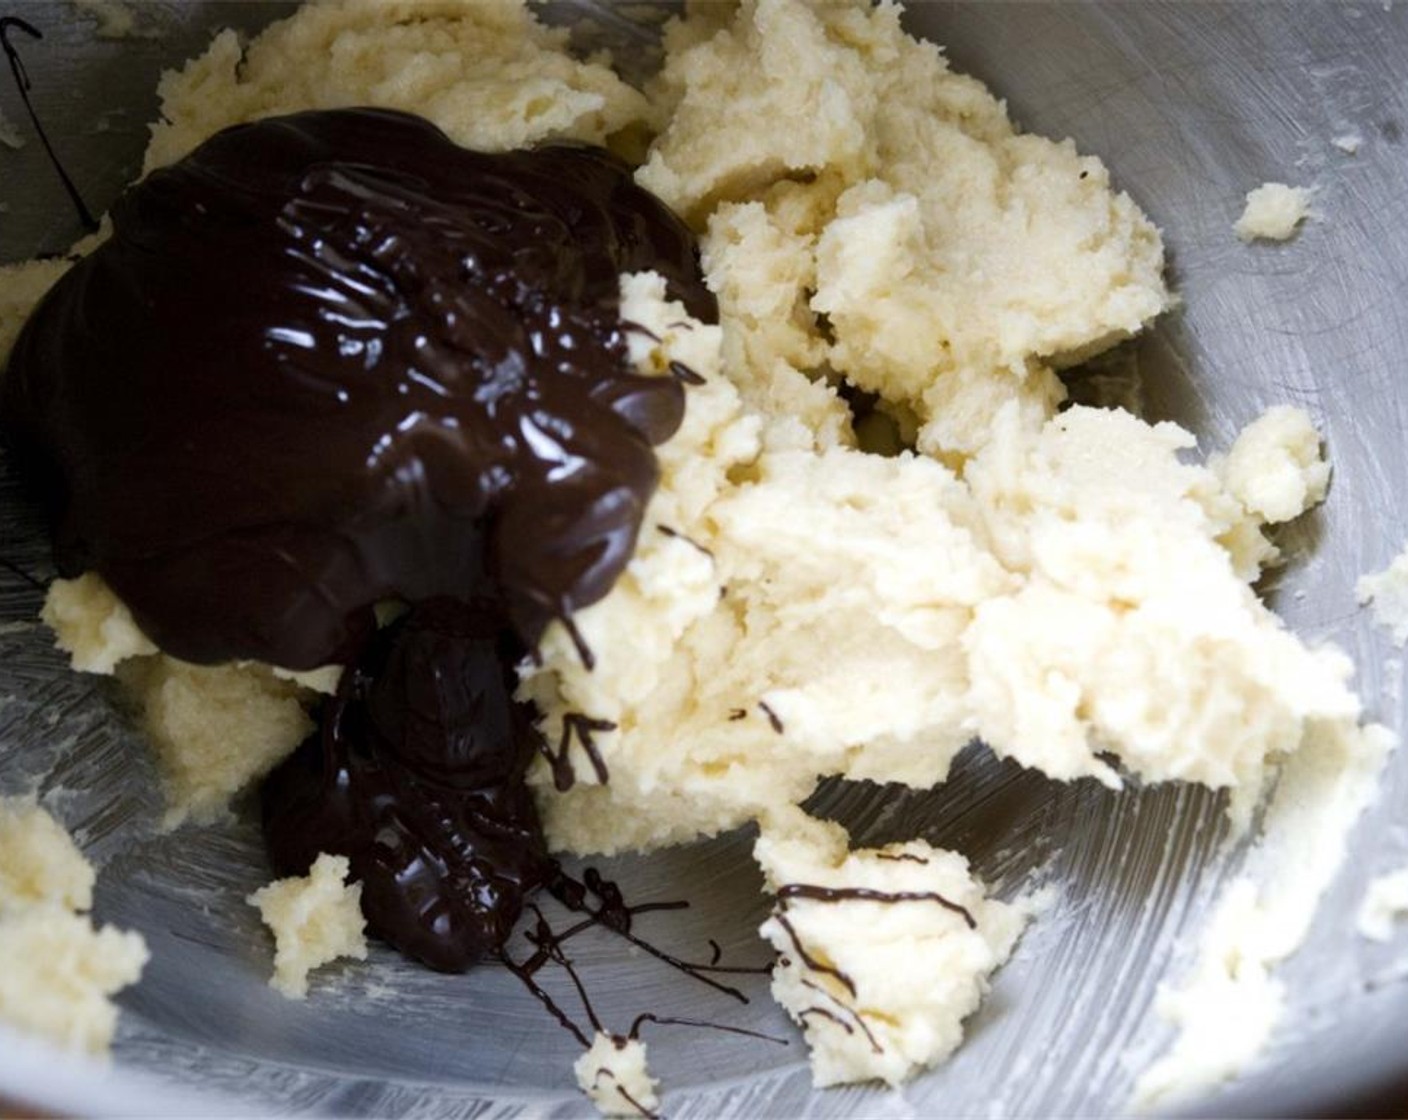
[1,3,1406,1116]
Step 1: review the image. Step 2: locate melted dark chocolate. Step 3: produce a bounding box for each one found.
[3,107,712,669]
[260,598,549,972]
[1,107,716,970]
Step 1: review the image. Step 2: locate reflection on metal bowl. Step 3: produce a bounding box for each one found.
[1,2,1406,1116]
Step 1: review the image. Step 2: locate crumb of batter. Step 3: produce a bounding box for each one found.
[1211,406,1330,526]
[0,798,148,1054]
[1358,541,1408,646]
[755,807,1028,1087]
[117,656,316,827]
[247,852,368,1000]
[575,1033,660,1118]
[1235,182,1313,242]
[1358,866,1408,941]
[43,573,157,675]
[0,797,95,914]
[72,0,161,41]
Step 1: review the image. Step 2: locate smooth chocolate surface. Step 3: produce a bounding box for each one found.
[2,106,711,669]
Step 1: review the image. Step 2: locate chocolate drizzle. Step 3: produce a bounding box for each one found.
[560,615,598,673]
[777,883,976,929]
[0,16,98,232]
[758,701,785,734]
[550,868,767,1000]
[541,712,617,792]
[0,557,43,591]
[798,1006,854,1035]
[620,319,662,343]
[770,880,979,1055]
[502,907,596,1048]
[656,524,714,559]
[591,1071,658,1120]
[491,867,779,1086]
[2,107,718,971]
[800,976,882,1054]
[628,1012,787,1046]
[667,359,706,386]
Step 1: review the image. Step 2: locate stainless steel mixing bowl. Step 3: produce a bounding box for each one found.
[2,3,1407,1116]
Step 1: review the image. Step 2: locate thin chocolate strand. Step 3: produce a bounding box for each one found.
[541,712,616,791]
[777,883,976,930]
[668,359,706,386]
[561,613,597,671]
[758,701,784,734]
[799,977,882,1055]
[539,895,765,977]
[499,950,592,1049]
[552,872,751,1003]
[627,1013,788,1046]
[656,524,714,559]
[619,318,662,342]
[798,1007,853,1035]
[771,912,857,998]
[525,905,604,1034]
[625,901,691,918]
[0,17,98,230]
[608,1075,660,1120]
